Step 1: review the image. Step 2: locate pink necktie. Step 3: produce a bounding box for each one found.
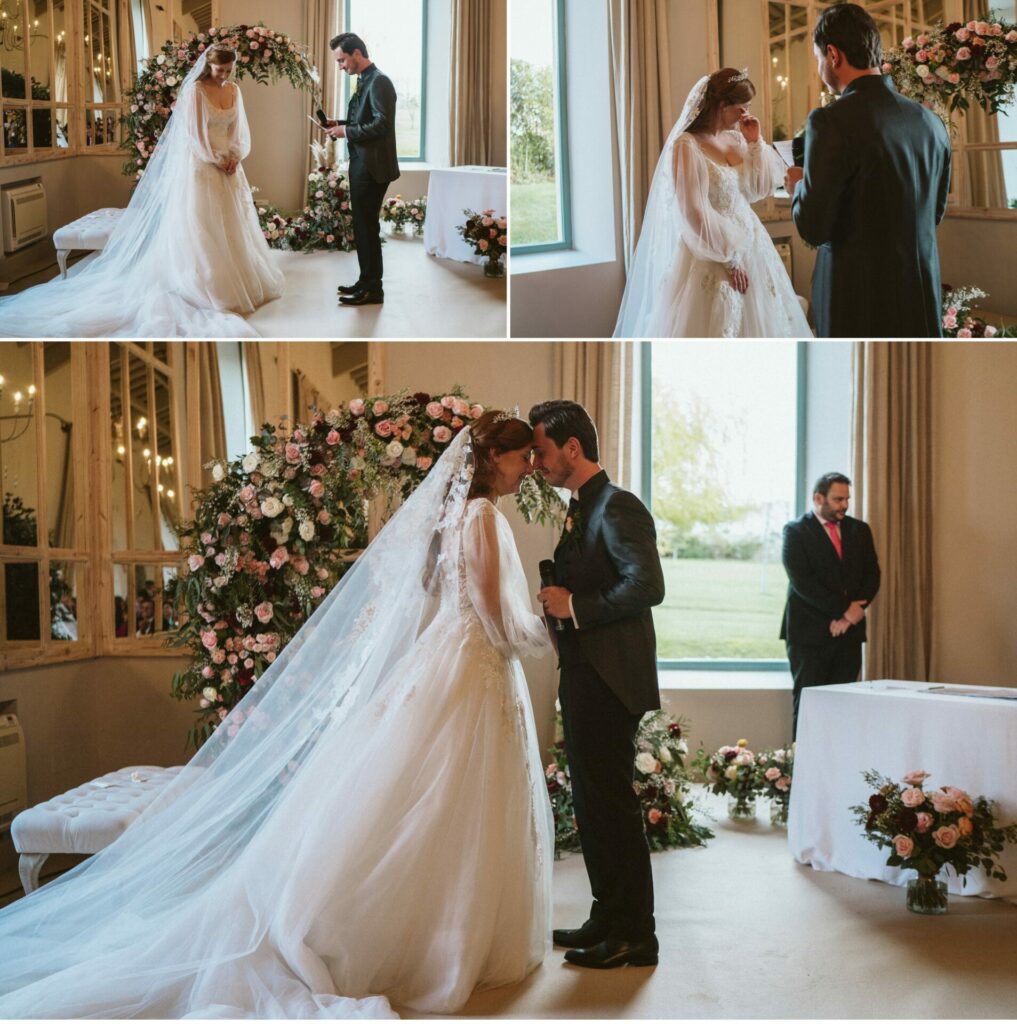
[825,520,842,559]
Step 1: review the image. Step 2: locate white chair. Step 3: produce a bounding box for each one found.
[51,208,124,277]
[10,765,182,894]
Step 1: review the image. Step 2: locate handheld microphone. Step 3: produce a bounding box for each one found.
[538,559,565,632]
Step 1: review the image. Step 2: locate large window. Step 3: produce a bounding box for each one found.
[645,341,802,668]
[343,0,426,161]
[510,0,570,250]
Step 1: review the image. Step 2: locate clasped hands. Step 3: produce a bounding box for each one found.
[830,599,867,637]
[537,585,572,621]
[218,157,239,176]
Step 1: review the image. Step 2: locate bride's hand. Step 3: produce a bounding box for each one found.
[738,114,761,144]
[727,266,749,293]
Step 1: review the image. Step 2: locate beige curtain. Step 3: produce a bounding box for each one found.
[608,0,674,271]
[449,0,504,165]
[851,342,934,681]
[242,341,267,431]
[553,341,636,489]
[185,342,227,495]
[304,0,342,178]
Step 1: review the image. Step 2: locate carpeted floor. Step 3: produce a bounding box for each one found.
[428,790,1017,1020]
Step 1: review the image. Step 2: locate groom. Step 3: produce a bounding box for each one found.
[785,3,951,337]
[327,32,399,306]
[531,400,664,970]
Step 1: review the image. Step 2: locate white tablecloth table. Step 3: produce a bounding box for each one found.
[423,166,506,264]
[789,680,1017,901]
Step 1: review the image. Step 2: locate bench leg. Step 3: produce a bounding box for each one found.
[57,250,69,278]
[19,853,47,894]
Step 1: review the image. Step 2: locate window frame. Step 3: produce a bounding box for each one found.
[640,340,807,674]
[341,0,429,164]
[510,0,573,254]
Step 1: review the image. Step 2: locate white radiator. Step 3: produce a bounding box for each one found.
[0,713,27,832]
[2,181,48,253]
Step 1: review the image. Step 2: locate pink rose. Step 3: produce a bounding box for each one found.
[915,48,929,61]
[227,653,238,666]
[200,630,218,650]
[775,776,790,791]
[372,400,389,416]
[948,72,960,84]
[943,314,958,329]
[375,419,394,437]
[238,484,256,503]
[930,789,958,813]
[985,56,999,70]
[916,34,929,45]
[647,808,663,825]
[291,556,310,576]
[902,770,931,786]
[254,601,274,624]
[984,325,997,338]
[285,442,302,463]
[416,456,433,470]
[957,328,973,338]
[765,767,781,781]
[432,426,453,443]
[956,46,972,60]
[957,815,974,836]
[452,399,470,416]
[349,398,365,416]
[440,395,456,409]
[426,401,445,419]
[451,417,464,429]
[317,509,332,525]
[478,239,489,251]
[326,429,341,445]
[308,479,325,498]
[201,665,214,679]
[469,404,484,419]
[955,27,971,41]
[893,834,915,858]
[1006,30,1017,43]
[266,651,276,662]
[932,825,960,849]
[915,812,934,833]
[901,787,926,808]
[311,586,325,598]
[269,547,289,570]
[188,554,205,571]
[212,649,226,664]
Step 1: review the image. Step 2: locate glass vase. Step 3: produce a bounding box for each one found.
[726,793,756,822]
[906,874,948,915]
[484,257,505,278]
[769,797,789,829]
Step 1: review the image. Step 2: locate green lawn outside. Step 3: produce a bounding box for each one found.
[656,558,788,660]
[511,180,560,247]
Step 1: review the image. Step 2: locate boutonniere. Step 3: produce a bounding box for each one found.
[561,508,584,549]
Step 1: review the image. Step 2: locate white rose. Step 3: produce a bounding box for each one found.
[400,446,417,466]
[201,686,219,702]
[282,494,294,507]
[658,747,673,764]
[242,452,260,473]
[260,496,284,517]
[634,751,659,775]
[385,440,404,459]
[724,765,739,780]
[678,738,688,755]
[211,463,225,482]
[735,752,754,766]
[299,520,315,542]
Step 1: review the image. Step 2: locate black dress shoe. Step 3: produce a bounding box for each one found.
[339,290,384,306]
[337,282,362,295]
[563,936,659,969]
[553,920,610,948]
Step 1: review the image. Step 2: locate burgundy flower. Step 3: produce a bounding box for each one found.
[413,392,431,405]
[868,793,888,813]
[668,723,682,738]
[896,808,919,833]
[724,749,739,761]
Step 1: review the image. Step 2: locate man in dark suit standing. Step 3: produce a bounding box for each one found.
[531,400,664,970]
[327,33,399,306]
[781,472,881,737]
[785,4,951,338]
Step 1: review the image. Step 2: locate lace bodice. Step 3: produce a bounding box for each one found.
[703,157,757,235]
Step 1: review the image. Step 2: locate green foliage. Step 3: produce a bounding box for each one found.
[510,58,556,182]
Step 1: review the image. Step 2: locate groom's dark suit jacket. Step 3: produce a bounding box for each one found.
[345,64,400,184]
[553,471,664,715]
[779,512,881,648]
[792,75,951,338]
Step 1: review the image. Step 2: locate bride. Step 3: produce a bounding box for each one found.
[0,412,553,1018]
[614,68,812,339]
[0,45,283,339]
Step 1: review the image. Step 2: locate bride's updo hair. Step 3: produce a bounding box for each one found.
[197,44,237,82]
[686,67,756,134]
[467,410,533,499]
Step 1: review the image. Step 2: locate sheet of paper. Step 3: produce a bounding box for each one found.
[774,140,795,167]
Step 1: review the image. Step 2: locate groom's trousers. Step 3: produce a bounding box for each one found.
[348,157,388,292]
[559,656,655,941]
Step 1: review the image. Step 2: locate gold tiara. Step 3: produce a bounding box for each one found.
[732,67,750,83]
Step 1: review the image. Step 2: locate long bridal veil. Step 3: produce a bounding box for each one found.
[0,51,268,339]
[0,428,547,1018]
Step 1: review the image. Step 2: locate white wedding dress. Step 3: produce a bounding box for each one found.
[0,53,283,338]
[614,78,813,339]
[0,431,553,1018]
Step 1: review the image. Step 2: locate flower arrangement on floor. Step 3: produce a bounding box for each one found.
[170,391,566,748]
[458,208,507,277]
[883,17,1017,121]
[850,769,1017,914]
[380,194,427,236]
[693,738,760,821]
[122,24,318,180]
[755,745,795,828]
[546,710,712,856]
[941,285,1014,338]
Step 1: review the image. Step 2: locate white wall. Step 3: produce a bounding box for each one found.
[938,216,1017,319]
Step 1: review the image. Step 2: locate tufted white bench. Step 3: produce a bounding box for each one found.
[51,207,124,277]
[10,765,182,894]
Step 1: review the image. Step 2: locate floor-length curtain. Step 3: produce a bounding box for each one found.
[185,342,228,496]
[242,341,267,431]
[851,342,934,680]
[553,341,636,490]
[304,0,342,179]
[608,0,674,272]
[450,0,503,165]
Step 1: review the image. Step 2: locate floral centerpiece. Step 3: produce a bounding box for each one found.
[380,194,427,237]
[755,744,795,828]
[123,24,318,180]
[545,710,712,856]
[941,285,1015,338]
[458,208,507,278]
[883,17,1017,122]
[693,738,760,821]
[850,769,1017,914]
[170,391,565,747]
